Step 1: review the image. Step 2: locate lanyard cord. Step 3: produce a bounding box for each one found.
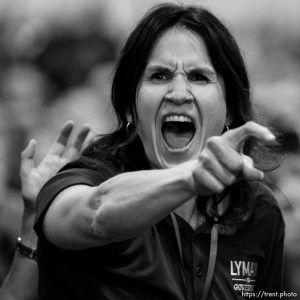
[170,212,219,300]
[171,212,189,297]
[201,222,218,300]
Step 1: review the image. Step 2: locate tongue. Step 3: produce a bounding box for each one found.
[162,122,195,149]
[164,131,193,148]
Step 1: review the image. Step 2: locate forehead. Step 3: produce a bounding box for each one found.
[147,26,212,67]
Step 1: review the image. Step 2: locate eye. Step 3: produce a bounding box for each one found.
[188,71,209,83]
[150,72,170,82]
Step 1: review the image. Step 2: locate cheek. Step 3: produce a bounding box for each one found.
[136,86,162,132]
[207,109,226,133]
[207,98,226,123]
[195,85,227,133]
[136,86,163,167]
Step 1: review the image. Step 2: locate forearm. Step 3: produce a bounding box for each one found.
[0,208,38,300]
[20,205,38,248]
[92,162,195,241]
[45,161,197,249]
[0,253,38,300]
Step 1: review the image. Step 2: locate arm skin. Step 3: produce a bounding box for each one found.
[44,121,276,250]
[0,121,90,300]
[44,163,195,249]
[0,207,38,300]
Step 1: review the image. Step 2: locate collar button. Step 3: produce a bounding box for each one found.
[195,265,204,277]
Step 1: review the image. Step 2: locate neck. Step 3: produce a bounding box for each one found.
[174,197,205,230]
[175,193,231,230]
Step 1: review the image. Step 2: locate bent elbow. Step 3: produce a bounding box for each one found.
[89,200,115,242]
[90,211,107,239]
[90,201,127,244]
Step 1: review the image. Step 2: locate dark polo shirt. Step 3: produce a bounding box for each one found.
[34,168,284,300]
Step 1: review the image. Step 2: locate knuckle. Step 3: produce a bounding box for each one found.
[225,174,236,185]
[246,120,255,127]
[214,142,227,155]
[215,182,225,194]
[232,159,244,175]
[243,155,254,168]
[206,136,221,148]
[244,121,256,132]
[205,137,227,157]
[199,152,212,169]
[199,150,209,161]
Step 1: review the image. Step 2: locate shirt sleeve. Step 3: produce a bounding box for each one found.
[34,168,105,239]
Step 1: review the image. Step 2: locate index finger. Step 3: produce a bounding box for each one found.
[64,124,91,160]
[48,120,75,156]
[222,121,275,152]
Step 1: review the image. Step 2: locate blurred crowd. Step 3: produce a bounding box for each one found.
[0,0,299,295]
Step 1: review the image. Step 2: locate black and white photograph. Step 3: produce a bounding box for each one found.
[0,0,299,299]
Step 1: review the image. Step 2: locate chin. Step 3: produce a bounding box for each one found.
[154,143,199,169]
[154,130,202,168]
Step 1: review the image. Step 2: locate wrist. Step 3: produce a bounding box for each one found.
[20,209,37,247]
[171,160,198,196]
[16,236,37,260]
[22,194,36,212]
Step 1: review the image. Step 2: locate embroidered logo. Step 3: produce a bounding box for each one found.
[230,260,258,292]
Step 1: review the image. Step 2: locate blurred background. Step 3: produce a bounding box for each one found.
[0,0,299,295]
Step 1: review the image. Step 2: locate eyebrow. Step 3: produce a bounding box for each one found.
[145,63,216,76]
[144,65,174,73]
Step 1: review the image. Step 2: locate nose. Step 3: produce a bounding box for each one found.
[165,75,193,105]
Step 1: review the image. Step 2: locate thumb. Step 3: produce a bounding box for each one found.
[223,121,275,153]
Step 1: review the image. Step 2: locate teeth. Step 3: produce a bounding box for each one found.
[164,115,192,123]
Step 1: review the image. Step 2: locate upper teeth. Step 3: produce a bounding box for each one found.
[164,115,192,122]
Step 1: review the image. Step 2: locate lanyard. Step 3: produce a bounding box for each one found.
[170,212,219,300]
[170,212,189,298]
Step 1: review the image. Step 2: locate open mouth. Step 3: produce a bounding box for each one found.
[161,115,196,149]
